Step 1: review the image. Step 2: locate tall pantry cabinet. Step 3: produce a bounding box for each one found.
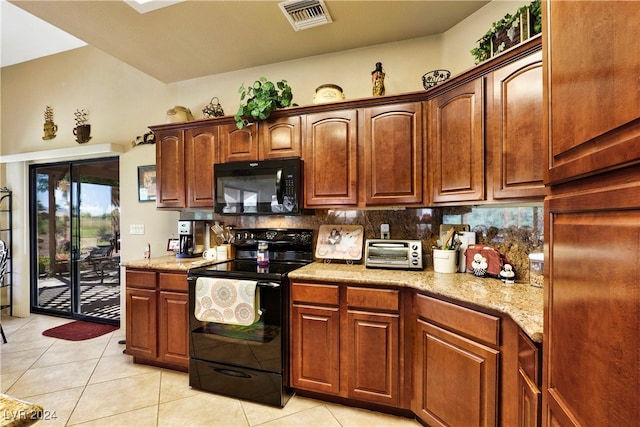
[542,1,640,426]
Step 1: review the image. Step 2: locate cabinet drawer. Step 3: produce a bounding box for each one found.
[291,282,339,306]
[415,293,500,347]
[126,270,157,289]
[346,287,399,312]
[159,272,188,292]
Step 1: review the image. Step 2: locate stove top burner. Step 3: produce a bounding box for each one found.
[188,228,313,281]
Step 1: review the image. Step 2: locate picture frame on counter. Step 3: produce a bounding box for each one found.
[138,165,156,202]
[167,238,179,252]
[315,224,364,263]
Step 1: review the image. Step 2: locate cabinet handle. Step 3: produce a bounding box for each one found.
[276,168,284,204]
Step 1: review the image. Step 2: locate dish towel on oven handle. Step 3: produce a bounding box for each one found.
[194,278,261,325]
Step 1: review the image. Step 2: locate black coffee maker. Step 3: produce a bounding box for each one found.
[177,220,203,258]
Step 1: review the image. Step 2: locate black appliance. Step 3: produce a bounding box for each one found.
[187,228,313,407]
[177,220,207,258]
[214,157,304,215]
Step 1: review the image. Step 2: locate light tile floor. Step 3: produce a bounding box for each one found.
[0,314,421,426]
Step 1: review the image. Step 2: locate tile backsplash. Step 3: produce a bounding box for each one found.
[185,205,544,282]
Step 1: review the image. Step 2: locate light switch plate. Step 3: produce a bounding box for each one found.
[130,224,145,235]
[381,223,390,239]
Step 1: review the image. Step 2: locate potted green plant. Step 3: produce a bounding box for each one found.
[234,77,296,129]
[470,0,541,64]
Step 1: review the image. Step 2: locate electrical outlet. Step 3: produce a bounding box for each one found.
[130,224,145,235]
[381,223,390,239]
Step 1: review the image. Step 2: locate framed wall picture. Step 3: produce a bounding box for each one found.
[138,165,157,202]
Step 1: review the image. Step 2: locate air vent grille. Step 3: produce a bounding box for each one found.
[279,0,332,31]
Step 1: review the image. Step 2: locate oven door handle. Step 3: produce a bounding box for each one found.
[257,281,280,288]
[213,367,252,379]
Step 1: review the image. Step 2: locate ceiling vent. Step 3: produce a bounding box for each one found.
[279,0,332,31]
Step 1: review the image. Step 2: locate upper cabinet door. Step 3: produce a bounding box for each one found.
[219,123,258,162]
[303,110,359,207]
[185,125,218,208]
[363,103,424,206]
[545,1,640,184]
[156,129,186,208]
[488,50,545,200]
[261,116,302,160]
[429,79,485,203]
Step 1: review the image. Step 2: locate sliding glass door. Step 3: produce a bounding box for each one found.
[30,158,120,325]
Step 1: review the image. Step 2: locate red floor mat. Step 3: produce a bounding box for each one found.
[42,320,118,341]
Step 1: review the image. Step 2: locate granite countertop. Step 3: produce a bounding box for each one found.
[122,255,219,271]
[289,262,543,343]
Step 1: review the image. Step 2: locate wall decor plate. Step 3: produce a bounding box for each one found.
[315,224,364,263]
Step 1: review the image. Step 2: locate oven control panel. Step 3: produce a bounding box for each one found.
[234,229,313,245]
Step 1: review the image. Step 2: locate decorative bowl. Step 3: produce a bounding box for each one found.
[422,69,451,90]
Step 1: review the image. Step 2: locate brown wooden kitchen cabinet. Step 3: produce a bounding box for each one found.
[486,49,545,200]
[219,122,259,162]
[518,330,541,427]
[126,269,189,371]
[363,102,424,206]
[429,78,485,204]
[219,116,301,163]
[543,2,640,426]
[413,293,500,427]
[154,129,186,208]
[184,125,219,208]
[303,103,424,208]
[290,281,405,409]
[302,109,359,207]
[290,282,341,394]
[345,286,401,406]
[260,116,302,160]
[125,270,157,360]
[544,2,640,186]
[153,124,219,209]
[428,38,543,205]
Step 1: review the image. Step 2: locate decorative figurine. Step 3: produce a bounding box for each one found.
[42,106,58,140]
[471,253,488,277]
[499,263,516,284]
[73,109,91,144]
[371,62,386,96]
[202,97,225,118]
[132,131,155,147]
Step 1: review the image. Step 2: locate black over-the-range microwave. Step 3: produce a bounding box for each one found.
[213,157,305,215]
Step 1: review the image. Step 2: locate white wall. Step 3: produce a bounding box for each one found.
[0,0,531,316]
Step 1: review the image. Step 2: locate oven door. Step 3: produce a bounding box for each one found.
[188,276,285,374]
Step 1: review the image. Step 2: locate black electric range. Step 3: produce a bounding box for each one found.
[187,228,313,407]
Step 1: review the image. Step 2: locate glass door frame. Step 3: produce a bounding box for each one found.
[29,157,120,326]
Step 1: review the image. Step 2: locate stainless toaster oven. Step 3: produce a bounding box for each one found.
[364,239,423,270]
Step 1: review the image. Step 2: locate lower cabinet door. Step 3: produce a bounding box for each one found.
[126,288,157,359]
[414,319,499,427]
[347,310,400,406]
[518,368,541,427]
[290,304,340,394]
[158,291,189,368]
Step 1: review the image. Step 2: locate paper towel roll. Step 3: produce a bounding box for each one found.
[457,231,477,272]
